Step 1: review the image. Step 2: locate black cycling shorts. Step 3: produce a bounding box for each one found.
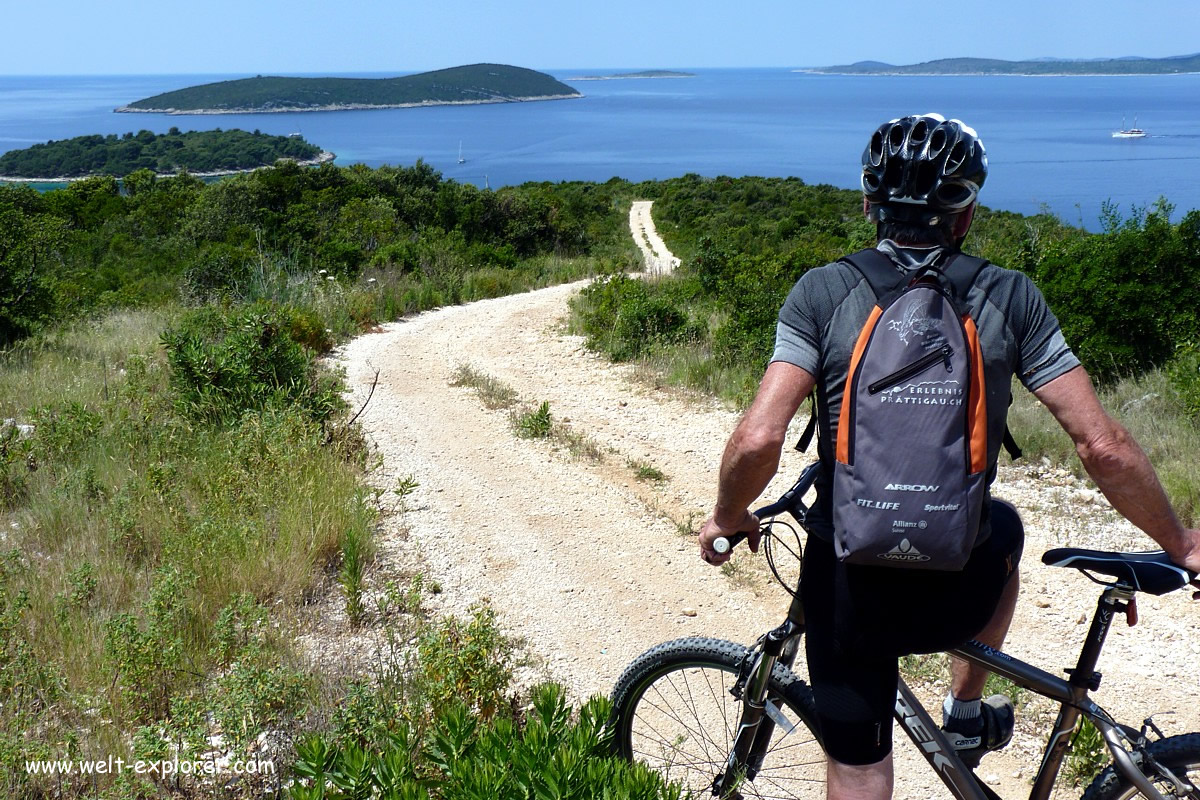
[800,499,1024,766]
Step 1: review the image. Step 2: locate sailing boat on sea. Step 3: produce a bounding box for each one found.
[1112,115,1147,139]
[457,141,466,164]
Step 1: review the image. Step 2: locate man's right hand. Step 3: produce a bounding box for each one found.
[1171,528,1200,600]
[698,511,761,566]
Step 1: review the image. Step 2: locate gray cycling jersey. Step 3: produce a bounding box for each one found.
[772,241,1079,541]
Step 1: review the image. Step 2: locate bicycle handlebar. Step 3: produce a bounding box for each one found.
[712,461,822,555]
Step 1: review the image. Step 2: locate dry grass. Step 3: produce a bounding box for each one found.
[1007,370,1200,525]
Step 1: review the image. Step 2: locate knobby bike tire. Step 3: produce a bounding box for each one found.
[610,637,826,800]
[1081,733,1200,800]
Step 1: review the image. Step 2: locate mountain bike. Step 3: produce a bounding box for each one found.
[609,462,1200,799]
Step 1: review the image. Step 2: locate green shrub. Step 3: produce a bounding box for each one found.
[1032,202,1200,381]
[1063,717,1108,787]
[284,304,334,353]
[289,685,682,800]
[161,303,343,425]
[103,567,190,723]
[515,401,554,439]
[1168,341,1200,417]
[412,603,516,722]
[576,274,686,361]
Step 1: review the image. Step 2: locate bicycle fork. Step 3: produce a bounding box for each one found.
[714,619,804,798]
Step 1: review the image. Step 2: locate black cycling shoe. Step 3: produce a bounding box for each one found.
[941,695,1015,769]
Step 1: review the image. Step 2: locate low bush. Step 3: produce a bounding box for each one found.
[574,274,688,361]
[161,303,344,426]
[1168,341,1200,418]
[289,685,682,800]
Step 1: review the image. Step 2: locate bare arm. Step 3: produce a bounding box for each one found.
[698,361,816,564]
[1033,365,1200,571]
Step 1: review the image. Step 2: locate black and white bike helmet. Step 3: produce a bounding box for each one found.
[861,114,987,223]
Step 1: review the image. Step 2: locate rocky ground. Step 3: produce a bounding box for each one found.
[331,204,1199,799]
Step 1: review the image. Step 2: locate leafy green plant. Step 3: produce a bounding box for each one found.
[983,673,1027,712]
[340,511,374,627]
[1168,341,1200,417]
[1063,716,1108,787]
[412,603,516,722]
[103,567,190,722]
[289,685,683,800]
[161,303,344,425]
[631,460,667,483]
[514,401,554,439]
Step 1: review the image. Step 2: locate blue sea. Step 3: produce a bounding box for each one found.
[2,69,1199,229]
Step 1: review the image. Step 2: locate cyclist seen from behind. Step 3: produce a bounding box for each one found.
[697,113,1200,800]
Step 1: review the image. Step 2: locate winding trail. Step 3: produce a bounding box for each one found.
[629,200,681,275]
[336,202,1200,799]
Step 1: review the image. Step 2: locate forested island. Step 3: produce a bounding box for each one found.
[0,128,326,180]
[806,52,1200,75]
[117,64,582,114]
[568,70,696,80]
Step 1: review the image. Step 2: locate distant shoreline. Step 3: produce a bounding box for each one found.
[0,150,335,184]
[793,69,1200,77]
[567,75,695,81]
[115,94,582,115]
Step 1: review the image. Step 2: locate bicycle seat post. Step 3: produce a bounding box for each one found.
[1030,583,1136,800]
[1067,584,1134,695]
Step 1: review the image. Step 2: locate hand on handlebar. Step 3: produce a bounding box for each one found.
[699,511,760,566]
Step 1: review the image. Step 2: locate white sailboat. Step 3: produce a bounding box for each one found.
[1112,115,1147,139]
[457,141,466,164]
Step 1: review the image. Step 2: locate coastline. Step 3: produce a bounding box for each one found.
[793,69,1200,77]
[566,75,695,81]
[115,93,583,115]
[0,150,335,185]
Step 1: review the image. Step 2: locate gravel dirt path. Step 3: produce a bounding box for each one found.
[335,203,1199,799]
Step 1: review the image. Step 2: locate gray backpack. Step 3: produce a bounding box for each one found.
[829,248,997,570]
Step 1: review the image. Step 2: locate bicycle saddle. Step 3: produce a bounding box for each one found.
[1042,548,1195,595]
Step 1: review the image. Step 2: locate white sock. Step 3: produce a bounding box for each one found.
[943,694,982,726]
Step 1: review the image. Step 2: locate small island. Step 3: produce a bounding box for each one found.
[117,64,582,115]
[0,128,330,181]
[567,70,696,80]
[803,52,1200,76]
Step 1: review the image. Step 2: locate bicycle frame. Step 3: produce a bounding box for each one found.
[724,582,1193,800]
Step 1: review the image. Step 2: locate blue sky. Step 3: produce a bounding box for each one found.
[6,0,1199,74]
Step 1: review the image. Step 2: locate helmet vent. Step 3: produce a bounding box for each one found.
[910,119,929,144]
[883,160,904,194]
[935,182,971,208]
[927,127,947,158]
[888,123,905,154]
[945,140,967,174]
[869,131,885,166]
[914,162,937,198]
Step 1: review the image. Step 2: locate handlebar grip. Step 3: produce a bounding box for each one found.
[713,531,747,555]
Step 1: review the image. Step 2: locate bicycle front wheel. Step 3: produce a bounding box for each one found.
[1082,733,1200,800]
[610,637,826,800]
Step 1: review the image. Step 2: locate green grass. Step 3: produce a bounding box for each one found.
[899,653,950,687]
[0,310,364,797]
[449,364,519,409]
[452,367,607,461]
[630,460,668,483]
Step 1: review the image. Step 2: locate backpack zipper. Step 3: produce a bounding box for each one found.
[867,345,953,395]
